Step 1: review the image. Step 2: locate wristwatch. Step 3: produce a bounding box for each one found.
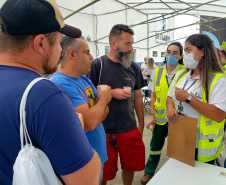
[185,95,192,104]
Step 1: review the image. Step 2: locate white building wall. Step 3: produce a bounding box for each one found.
[148,15,175,63]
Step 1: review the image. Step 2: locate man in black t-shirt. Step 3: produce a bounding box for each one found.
[88,24,145,185]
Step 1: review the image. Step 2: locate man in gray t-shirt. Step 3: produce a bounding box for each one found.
[88,24,145,185]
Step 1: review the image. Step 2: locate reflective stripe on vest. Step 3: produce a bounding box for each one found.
[154,67,167,125]
[174,71,225,162]
[199,128,224,140]
[198,140,223,156]
[155,108,165,114]
[156,67,164,86]
[198,73,225,162]
[155,117,167,123]
[171,69,188,101]
[154,65,184,125]
[150,150,162,155]
[177,70,187,82]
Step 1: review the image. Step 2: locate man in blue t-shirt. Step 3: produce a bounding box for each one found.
[0,0,101,185]
[51,36,112,184]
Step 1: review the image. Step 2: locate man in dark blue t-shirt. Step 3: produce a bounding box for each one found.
[51,36,112,184]
[0,0,101,185]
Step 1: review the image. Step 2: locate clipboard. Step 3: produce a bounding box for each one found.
[167,115,198,167]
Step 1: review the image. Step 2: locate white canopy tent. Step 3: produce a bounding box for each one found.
[1,0,226,61]
[119,0,226,46]
[121,0,226,17]
[56,0,226,61]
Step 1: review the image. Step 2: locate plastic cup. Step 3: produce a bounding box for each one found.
[148,124,154,132]
[123,86,131,92]
[99,85,108,90]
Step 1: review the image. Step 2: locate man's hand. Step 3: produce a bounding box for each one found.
[97,85,112,104]
[111,88,131,100]
[138,124,144,138]
[175,88,190,102]
[76,86,111,132]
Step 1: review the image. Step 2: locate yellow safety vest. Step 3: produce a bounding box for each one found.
[175,70,225,162]
[223,63,226,71]
[154,64,184,125]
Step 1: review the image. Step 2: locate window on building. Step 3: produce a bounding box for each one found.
[105,47,110,55]
[153,51,158,57]
[161,52,166,57]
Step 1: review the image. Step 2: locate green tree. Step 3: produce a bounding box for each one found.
[220,42,226,50]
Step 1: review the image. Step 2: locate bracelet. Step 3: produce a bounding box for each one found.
[150,113,155,115]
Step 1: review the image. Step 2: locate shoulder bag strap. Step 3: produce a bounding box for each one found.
[98,57,103,86]
[19,77,46,149]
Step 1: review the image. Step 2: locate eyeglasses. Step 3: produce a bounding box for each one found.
[166,50,180,56]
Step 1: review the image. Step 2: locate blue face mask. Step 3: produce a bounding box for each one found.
[166,55,179,66]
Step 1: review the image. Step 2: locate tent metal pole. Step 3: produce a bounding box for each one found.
[63,0,100,20]
[147,15,149,57]
[135,16,225,44]
[96,0,214,42]
[131,0,216,26]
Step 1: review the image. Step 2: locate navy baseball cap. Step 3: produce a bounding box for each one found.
[0,0,81,38]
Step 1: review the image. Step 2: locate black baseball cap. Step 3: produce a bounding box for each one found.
[0,0,81,38]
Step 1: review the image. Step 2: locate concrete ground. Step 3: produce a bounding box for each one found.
[105,108,170,185]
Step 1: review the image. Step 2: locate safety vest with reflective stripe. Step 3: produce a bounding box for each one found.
[154,64,184,125]
[174,70,225,162]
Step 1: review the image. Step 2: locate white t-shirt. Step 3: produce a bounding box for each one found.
[141,63,146,68]
[148,64,179,92]
[168,69,226,146]
[141,63,147,79]
[142,67,156,76]
[143,67,156,85]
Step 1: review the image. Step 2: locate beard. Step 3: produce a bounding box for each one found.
[42,53,58,75]
[43,64,58,75]
[115,49,132,68]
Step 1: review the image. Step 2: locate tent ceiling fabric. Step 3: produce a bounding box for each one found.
[118,0,226,18]
[54,0,226,47]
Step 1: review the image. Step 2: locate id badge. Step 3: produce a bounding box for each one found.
[178,104,183,112]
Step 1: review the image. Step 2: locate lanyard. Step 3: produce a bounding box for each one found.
[166,74,175,88]
[178,78,198,107]
[182,79,198,91]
